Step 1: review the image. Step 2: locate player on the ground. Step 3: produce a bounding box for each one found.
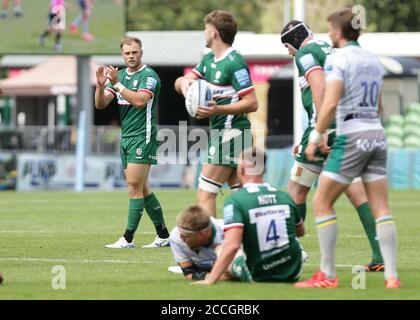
[296,8,400,289]
[38,0,66,52]
[280,20,384,271]
[175,10,258,217]
[95,36,170,249]
[70,0,94,42]
[0,0,22,18]
[170,205,250,282]
[194,147,304,285]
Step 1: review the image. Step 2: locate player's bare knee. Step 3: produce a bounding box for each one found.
[127,183,142,198]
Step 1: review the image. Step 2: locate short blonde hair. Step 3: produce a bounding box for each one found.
[120,36,142,50]
[176,205,211,232]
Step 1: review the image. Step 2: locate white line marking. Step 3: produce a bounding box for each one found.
[0,257,161,265]
[0,230,155,235]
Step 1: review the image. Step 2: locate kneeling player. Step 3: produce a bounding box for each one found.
[194,147,304,285]
[170,205,251,282]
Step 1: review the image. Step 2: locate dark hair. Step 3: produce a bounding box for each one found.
[204,10,238,45]
[327,8,360,41]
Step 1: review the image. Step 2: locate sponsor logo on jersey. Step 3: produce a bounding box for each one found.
[146,77,157,92]
[116,93,130,105]
[234,69,251,87]
[262,255,291,270]
[299,53,317,71]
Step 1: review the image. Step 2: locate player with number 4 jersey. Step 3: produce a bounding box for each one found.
[193,148,304,285]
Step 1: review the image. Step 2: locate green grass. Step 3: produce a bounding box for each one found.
[0,0,124,54]
[0,189,419,300]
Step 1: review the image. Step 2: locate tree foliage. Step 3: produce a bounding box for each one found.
[362,0,420,32]
[126,0,271,32]
[126,0,420,33]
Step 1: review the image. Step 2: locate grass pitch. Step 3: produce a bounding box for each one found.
[0,189,419,300]
[0,0,124,55]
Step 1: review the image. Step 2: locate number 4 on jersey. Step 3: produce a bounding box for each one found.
[266,219,280,242]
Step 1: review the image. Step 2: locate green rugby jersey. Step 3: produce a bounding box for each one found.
[105,64,160,140]
[192,48,254,130]
[295,40,334,128]
[223,183,302,282]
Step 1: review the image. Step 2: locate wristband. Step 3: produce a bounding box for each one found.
[308,129,322,144]
[113,82,126,93]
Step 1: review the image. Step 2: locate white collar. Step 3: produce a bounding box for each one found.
[243,182,268,188]
[214,47,235,63]
[126,64,147,75]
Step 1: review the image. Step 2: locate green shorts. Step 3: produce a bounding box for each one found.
[120,136,158,168]
[296,127,336,167]
[207,128,252,168]
[230,255,252,283]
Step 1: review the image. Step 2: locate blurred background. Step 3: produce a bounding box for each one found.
[0,0,419,191]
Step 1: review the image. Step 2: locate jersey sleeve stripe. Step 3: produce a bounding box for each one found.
[191,69,204,79]
[223,223,244,231]
[138,88,154,96]
[237,86,255,97]
[304,66,323,79]
[105,87,116,98]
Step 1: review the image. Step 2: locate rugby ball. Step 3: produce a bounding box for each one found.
[185,79,213,118]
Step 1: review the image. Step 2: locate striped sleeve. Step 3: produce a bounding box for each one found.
[237,86,255,97]
[192,59,205,79]
[105,84,117,98]
[138,74,159,97]
[223,198,244,231]
[230,60,254,96]
[295,50,323,80]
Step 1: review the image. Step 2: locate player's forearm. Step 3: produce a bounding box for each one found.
[205,245,239,284]
[94,86,109,109]
[174,76,185,94]
[312,84,325,119]
[118,89,149,109]
[216,96,258,115]
[315,81,342,133]
[315,102,336,133]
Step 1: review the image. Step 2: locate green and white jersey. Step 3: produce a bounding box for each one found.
[295,40,334,128]
[192,48,254,130]
[223,183,303,282]
[105,64,160,141]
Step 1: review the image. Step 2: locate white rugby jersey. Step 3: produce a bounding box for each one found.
[169,217,224,268]
[324,41,386,135]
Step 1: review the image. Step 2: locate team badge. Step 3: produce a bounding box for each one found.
[133,80,138,87]
[215,71,222,80]
[136,148,142,156]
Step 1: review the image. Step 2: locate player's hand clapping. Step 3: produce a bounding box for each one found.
[105,66,119,85]
[96,66,108,87]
